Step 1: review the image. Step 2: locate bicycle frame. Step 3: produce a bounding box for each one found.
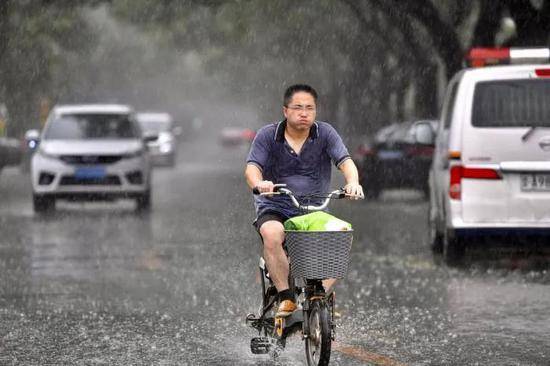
[247,185,360,365]
[247,258,333,335]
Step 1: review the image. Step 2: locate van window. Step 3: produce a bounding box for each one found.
[443,82,459,129]
[472,79,550,127]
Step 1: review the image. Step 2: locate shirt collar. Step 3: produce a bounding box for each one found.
[274,120,319,142]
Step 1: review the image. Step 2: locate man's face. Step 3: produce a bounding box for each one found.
[283,91,316,132]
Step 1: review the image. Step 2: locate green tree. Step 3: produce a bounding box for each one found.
[0,0,104,136]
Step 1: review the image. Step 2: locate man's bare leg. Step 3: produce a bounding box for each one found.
[260,220,289,291]
[260,220,297,317]
[323,279,337,294]
[260,221,337,295]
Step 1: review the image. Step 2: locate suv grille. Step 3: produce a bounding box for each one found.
[60,175,121,186]
[60,155,123,165]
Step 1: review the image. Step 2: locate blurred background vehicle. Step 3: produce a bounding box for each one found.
[353,120,438,199]
[29,104,153,213]
[135,112,180,167]
[219,127,256,147]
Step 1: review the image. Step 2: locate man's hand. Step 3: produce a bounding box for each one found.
[255,180,275,193]
[344,182,364,200]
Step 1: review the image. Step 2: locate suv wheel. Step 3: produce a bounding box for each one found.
[33,194,55,213]
[136,190,151,212]
[443,229,465,266]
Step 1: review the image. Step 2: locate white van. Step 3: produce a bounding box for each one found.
[425,48,550,264]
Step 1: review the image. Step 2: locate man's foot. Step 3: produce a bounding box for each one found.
[275,300,297,317]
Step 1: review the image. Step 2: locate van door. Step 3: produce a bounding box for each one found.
[433,77,461,223]
[461,78,550,223]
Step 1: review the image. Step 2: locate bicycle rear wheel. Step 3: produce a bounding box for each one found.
[305,300,331,366]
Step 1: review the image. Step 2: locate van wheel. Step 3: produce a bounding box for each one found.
[33,194,55,213]
[443,230,465,266]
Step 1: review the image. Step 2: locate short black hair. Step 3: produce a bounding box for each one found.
[283,84,318,107]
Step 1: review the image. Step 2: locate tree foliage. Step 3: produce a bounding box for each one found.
[2,0,550,138]
[0,0,105,135]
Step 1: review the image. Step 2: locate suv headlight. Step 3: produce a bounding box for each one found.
[38,147,59,159]
[157,132,173,143]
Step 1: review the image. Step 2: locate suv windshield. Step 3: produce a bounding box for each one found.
[44,113,139,139]
[472,79,550,127]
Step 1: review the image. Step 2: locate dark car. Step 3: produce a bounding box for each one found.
[219,127,256,147]
[0,137,22,174]
[353,120,437,199]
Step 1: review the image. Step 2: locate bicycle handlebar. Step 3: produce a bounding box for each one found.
[252,184,355,211]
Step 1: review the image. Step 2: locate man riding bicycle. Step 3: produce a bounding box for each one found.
[245,84,364,318]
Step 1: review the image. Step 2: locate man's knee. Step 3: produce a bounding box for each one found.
[260,221,285,251]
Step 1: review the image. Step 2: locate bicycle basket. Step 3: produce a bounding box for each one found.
[285,230,353,280]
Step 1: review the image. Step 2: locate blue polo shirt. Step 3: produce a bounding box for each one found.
[247,120,350,218]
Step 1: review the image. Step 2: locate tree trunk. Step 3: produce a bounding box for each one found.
[0,0,10,101]
[414,62,438,118]
[375,0,463,79]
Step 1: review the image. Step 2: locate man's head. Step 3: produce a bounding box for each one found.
[283,84,317,132]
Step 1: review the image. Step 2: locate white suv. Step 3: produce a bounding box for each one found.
[427,48,550,264]
[30,104,152,212]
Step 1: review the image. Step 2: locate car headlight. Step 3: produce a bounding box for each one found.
[38,147,59,159]
[159,144,172,154]
[157,132,173,143]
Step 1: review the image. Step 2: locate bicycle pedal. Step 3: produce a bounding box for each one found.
[274,317,284,338]
[250,337,271,354]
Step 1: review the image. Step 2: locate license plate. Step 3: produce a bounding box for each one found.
[520,174,550,191]
[74,167,106,180]
[378,150,403,160]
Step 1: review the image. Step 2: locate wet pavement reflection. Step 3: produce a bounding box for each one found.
[0,132,549,365]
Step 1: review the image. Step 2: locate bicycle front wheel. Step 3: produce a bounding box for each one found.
[305,300,331,366]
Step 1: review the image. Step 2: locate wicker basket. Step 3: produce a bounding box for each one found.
[285,230,353,280]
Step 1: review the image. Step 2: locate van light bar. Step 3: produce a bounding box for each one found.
[466,47,550,67]
[510,48,550,63]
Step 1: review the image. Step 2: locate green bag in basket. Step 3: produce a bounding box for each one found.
[283,211,352,231]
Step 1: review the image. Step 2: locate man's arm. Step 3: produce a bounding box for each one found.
[339,158,364,198]
[245,164,274,193]
[245,164,263,190]
[245,126,275,193]
[325,123,362,198]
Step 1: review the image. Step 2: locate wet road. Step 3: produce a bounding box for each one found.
[1,130,549,365]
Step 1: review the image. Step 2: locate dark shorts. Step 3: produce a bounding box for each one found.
[253,210,290,232]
